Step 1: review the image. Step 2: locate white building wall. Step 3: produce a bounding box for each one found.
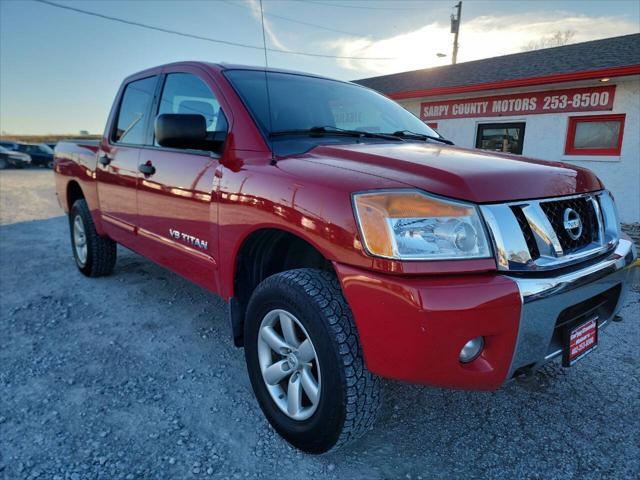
[399,77,640,222]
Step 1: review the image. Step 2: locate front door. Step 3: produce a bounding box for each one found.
[97,75,158,245]
[136,70,228,291]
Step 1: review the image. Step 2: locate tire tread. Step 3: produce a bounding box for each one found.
[71,199,117,277]
[259,268,382,451]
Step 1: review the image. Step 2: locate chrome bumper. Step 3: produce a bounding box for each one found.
[506,237,637,377]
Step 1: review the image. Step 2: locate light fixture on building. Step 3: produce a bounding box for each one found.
[600,78,611,82]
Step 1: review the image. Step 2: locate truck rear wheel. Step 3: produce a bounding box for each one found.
[70,199,117,277]
[244,268,382,453]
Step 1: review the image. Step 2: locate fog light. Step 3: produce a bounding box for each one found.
[459,336,484,363]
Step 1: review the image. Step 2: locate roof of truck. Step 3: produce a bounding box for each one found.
[128,61,340,83]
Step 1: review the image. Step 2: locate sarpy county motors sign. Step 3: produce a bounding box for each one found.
[420,85,616,121]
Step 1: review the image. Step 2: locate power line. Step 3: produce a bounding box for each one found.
[33,0,392,61]
[221,0,373,38]
[304,0,426,11]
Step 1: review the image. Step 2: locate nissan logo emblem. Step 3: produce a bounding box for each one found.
[563,208,583,240]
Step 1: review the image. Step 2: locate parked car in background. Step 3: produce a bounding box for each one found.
[0,142,55,168]
[0,141,20,151]
[47,142,58,151]
[0,145,31,169]
[17,143,55,168]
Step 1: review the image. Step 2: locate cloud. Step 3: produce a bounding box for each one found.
[329,12,639,76]
[246,0,288,52]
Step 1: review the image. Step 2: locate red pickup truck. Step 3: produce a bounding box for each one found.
[54,62,637,453]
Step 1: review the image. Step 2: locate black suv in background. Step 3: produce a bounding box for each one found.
[0,142,54,168]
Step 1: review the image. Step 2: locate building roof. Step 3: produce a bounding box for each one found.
[354,34,640,99]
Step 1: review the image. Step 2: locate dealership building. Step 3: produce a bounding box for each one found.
[356,34,640,222]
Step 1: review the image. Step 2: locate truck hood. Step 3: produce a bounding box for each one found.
[300,143,602,203]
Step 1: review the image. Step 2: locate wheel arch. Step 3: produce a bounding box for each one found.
[66,180,85,211]
[229,227,335,347]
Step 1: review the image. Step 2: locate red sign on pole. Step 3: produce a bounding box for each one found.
[420,85,616,120]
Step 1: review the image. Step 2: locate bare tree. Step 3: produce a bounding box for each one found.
[522,30,576,51]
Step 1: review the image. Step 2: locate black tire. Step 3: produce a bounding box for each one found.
[244,268,382,453]
[70,199,117,277]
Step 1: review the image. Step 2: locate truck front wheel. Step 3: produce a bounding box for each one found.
[70,199,117,277]
[244,268,382,453]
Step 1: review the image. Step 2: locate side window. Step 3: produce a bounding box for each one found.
[476,122,526,155]
[155,73,228,147]
[113,76,158,145]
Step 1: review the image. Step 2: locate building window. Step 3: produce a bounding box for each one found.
[565,114,625,156]
[476,122,525,155]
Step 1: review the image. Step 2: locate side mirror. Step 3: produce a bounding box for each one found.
[155,114,207,149]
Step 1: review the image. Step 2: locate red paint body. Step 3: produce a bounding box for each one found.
[54,62,605,390]
[334,263,522,389]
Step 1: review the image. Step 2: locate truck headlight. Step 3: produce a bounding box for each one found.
[353,190,491,260]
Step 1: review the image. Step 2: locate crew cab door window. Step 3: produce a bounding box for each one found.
[113,76,158,145]
[155,73,228,150]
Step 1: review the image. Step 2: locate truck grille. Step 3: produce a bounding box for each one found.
[510,206,540,260]
[479,191,617,272]
[539,197,598,253]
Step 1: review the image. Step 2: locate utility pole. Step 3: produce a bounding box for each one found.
[450,1,462,65]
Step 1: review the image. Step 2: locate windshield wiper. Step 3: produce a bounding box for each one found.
[390,130,454,145]
[270,126,404,141]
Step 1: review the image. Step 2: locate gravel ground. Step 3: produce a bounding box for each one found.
[0,168,62,226]
[1,169,639,480]
[622,222,640,250]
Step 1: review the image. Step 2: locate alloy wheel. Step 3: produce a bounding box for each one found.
[257,309,321,421]
[73,215,88,266]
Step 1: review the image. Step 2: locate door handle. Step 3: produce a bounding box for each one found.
[98,155,111,166]
[138,162,156,176]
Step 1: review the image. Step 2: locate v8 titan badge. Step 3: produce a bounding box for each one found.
[169,229,208,250]
[563,317,598,367]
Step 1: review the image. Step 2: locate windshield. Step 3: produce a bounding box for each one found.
[224,70,438,151]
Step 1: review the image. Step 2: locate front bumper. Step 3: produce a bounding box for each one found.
[335,237,637,390]
[507,237,636,377]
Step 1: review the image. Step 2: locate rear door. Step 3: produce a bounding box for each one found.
[135,68,228,291]
[97,75,159,245]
